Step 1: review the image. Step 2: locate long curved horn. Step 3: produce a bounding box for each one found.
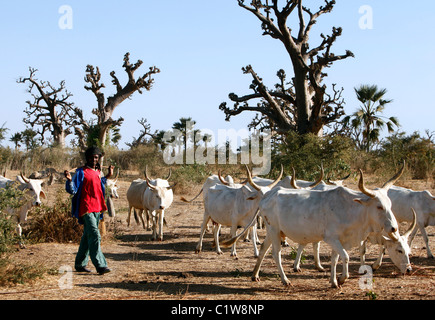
[144,166,156,190]
[218,170,230,185]
[290,167,300,189]
[358,169,376,198]
[20,172,30,183]
[404,208,417,238]
[144,165,153,181]
[165,168,172,181]
[309,164,324,188]
[246,165,261,191]
[382,160,405,190]
[267,164,283,189]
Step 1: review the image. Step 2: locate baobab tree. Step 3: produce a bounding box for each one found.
[18,67,76,148]
[83,52,160,150]
[220,0,354,137]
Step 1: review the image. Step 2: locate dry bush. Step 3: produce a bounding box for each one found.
[27,189,82,244]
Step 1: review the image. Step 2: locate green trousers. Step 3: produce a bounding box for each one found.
[75,212,107,270]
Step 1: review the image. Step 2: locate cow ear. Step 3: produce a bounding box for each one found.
[40,190,47,199]
[354,198,370,206]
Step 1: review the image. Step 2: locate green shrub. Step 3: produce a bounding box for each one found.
[274,132,356,181]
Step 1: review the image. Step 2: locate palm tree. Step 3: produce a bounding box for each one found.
[343,85,399,152]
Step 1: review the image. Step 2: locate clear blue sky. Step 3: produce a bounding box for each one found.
[1,0,434,149]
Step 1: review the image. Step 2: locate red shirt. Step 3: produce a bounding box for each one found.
[78,167,107,217]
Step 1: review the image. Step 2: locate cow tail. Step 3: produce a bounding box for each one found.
[221,207,260,248]
[180,188,203,203]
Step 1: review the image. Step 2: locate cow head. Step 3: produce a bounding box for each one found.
[382,208,417,274]
[354,162,405,241]
[106,168,120,199]
[17,172,46,206]
[244,165,283,200]
[145,167,175,211]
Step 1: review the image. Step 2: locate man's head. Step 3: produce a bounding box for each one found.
[85,146,103,168]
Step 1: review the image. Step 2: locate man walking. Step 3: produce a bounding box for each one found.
[64,146,113,275]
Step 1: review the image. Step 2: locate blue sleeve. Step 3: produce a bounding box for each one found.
[65,169,83,195]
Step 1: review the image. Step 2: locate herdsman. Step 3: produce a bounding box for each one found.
[64,146,113,275]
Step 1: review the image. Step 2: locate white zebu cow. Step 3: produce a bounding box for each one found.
[222,165,404,288]
[181,170,236,203]
[388,186,435,258]
[359,209,416,273]
[105,169,120,218]
[196,166,283,257]
[0,173,46,242]
[126,168,175,240]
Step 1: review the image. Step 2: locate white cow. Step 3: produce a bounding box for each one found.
[105,169,119,218]
[180,170,236,203]
[293,209,417,275]
[196,165,283,257]
[222,165,404,288]
[0,173,46,242]
[359,209,416,273]
[126,167,175,240]
[295,185,433,272]
[388,186,435,258]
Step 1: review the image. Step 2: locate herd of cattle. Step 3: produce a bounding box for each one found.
[1,161,434,288]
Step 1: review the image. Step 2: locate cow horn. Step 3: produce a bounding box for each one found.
[290,167,300,189]
[381,160,405,190]
[404,208,417,239]
[165,168,172,181]
[20,172,30,183]
[358,169,376,198]
[144,166,156,190]
[144,166,153,181]
[309,164,324,188]
[218,170,230,185]
[246,165,261,191]
[267,164,283,189]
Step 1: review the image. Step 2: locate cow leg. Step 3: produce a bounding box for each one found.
[196,215,211,253]
[213,223,223,255]
[157,210,164,241]
[137,209,146,229]
[127,206,132,226]
[270,231,290,286]
[230,224,238,258]
[418,224,434,259]
[372,245,385,270]
[251,223,259,258]
[151,211,158,241]
[293,244,305,272]
[15,222,25,249]
[330,250,340,288]
[313,242,325,272]
[360,239,367,266]
[328,240,349,287]
[252,233,272,282]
